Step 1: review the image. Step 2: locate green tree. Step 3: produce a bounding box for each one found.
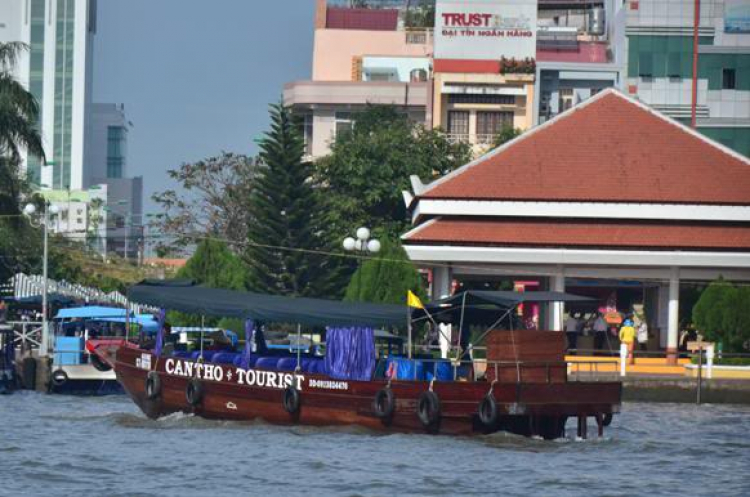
[692,278,750,352]
[493,125,523,148]
[245,103,335,297]
[169,238,248,328]
[0,42,45,162]
[177,238,247,290]
[0,41,45,282]
[344,238,426,305]
[316,105,471,239]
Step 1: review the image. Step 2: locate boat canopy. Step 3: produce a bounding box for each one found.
[128,280,406,328]
[54,306,128,320]
[431,290,595,308]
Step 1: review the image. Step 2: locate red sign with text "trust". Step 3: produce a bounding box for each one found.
[441,13,493,27]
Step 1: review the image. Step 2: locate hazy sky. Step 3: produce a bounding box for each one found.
[93,1,316,214]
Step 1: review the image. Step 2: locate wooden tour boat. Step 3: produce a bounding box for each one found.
[105,281,621,439]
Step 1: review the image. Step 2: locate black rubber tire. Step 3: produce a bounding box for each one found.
[373,388,395,420]
[283,387,301,415]
[51,369,68,387]
[417,391,441,431]
[90,353,111,372]
[21,357,36,390]
[146,371,161,400]
[602,413,613,427]
[186,378,203,406]
[478,394,498,427]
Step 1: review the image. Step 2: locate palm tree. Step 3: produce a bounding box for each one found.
[0,41,45,162]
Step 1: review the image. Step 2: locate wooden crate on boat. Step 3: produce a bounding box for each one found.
[485,330,566,384]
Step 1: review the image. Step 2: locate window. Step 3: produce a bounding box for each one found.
[723,68,736,90]
[107,126,126,178]
[667,53,682,78]
[476,111,514,143]
[334,112,353,139]
[559,88,575,112]
[447,111,469,139]
[299,113,313,156]
[448,94,515,105]
[638,52,653,78]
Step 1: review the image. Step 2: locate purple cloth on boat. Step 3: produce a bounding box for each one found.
[153,309,167,357]
[324,326,375,381]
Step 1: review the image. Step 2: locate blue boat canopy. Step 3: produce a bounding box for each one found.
[54,306,128,320]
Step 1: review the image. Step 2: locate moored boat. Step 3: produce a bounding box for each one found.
[108,280,621,438]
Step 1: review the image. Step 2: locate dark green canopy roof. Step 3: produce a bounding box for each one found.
[432,290,595,308]
[128,280,406,328]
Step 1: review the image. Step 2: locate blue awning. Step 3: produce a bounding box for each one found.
[54,306,128,320]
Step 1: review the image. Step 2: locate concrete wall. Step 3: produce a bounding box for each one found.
[312,29,432,81]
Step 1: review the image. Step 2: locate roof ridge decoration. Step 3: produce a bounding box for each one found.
[415,88,750,200]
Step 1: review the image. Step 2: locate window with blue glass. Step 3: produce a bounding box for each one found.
[107,126,126,178]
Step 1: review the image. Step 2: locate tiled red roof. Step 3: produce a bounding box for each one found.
[423,90,750,205]
[404,218,750,251]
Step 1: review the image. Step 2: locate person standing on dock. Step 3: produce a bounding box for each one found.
[593,313,608,352]
[565,313,581,354]
[619,319,636,365]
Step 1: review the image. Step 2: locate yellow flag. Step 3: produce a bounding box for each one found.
[407,290,424,309]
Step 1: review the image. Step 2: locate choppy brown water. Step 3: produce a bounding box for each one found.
[1,393,749,496]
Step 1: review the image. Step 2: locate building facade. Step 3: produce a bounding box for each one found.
[0,0,97,189]
[625,0,750,156]
[286,0,750,159]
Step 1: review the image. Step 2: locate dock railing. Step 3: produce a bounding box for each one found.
[7,321,43,352]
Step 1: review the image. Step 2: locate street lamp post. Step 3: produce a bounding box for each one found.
[24,201,60,357]
[343,227,381,297]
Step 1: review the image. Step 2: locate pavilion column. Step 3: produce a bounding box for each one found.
[667,266,680,365]
[548,266,565,332]
[432,266,452,300]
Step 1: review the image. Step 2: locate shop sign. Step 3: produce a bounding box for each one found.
[435,0,537,61]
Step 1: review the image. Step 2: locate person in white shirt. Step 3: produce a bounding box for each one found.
[565,313,580,353]
[637,321,649,351]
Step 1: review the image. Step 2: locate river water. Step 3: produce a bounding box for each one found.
[1,393,748,496]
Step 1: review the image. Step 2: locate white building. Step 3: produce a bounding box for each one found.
[0,0,97,190]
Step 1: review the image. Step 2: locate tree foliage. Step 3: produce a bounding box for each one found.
[692,278,750,352]
[151,152,257,253]
[344,238,426,305]
[177,238,247,290]
[0,42,45,162]
[493,125,523,148]
[315,105,471,239]
[245,103,337,297]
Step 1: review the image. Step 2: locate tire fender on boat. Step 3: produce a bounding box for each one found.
[186,378,204,406]
[602,413,613,427]
[478,394,498,427]
[146,371,161,400]
[51,369,68,387]
[373,388,396,420]
[417,390,441,430]
[283,387,301,415]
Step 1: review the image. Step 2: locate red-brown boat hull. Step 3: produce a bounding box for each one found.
[114,347,621,437]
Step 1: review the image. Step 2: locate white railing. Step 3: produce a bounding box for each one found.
[446,133,497,146]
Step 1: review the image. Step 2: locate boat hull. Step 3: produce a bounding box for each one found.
[115,347,621,437]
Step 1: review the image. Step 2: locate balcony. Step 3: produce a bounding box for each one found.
[284,80,429,108]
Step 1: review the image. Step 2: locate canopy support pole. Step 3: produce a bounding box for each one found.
[296,323,302,371]
[407,306,412,360]
[199,315,205,361]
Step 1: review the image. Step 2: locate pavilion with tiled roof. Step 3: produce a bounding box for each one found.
[402,88,750,361]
